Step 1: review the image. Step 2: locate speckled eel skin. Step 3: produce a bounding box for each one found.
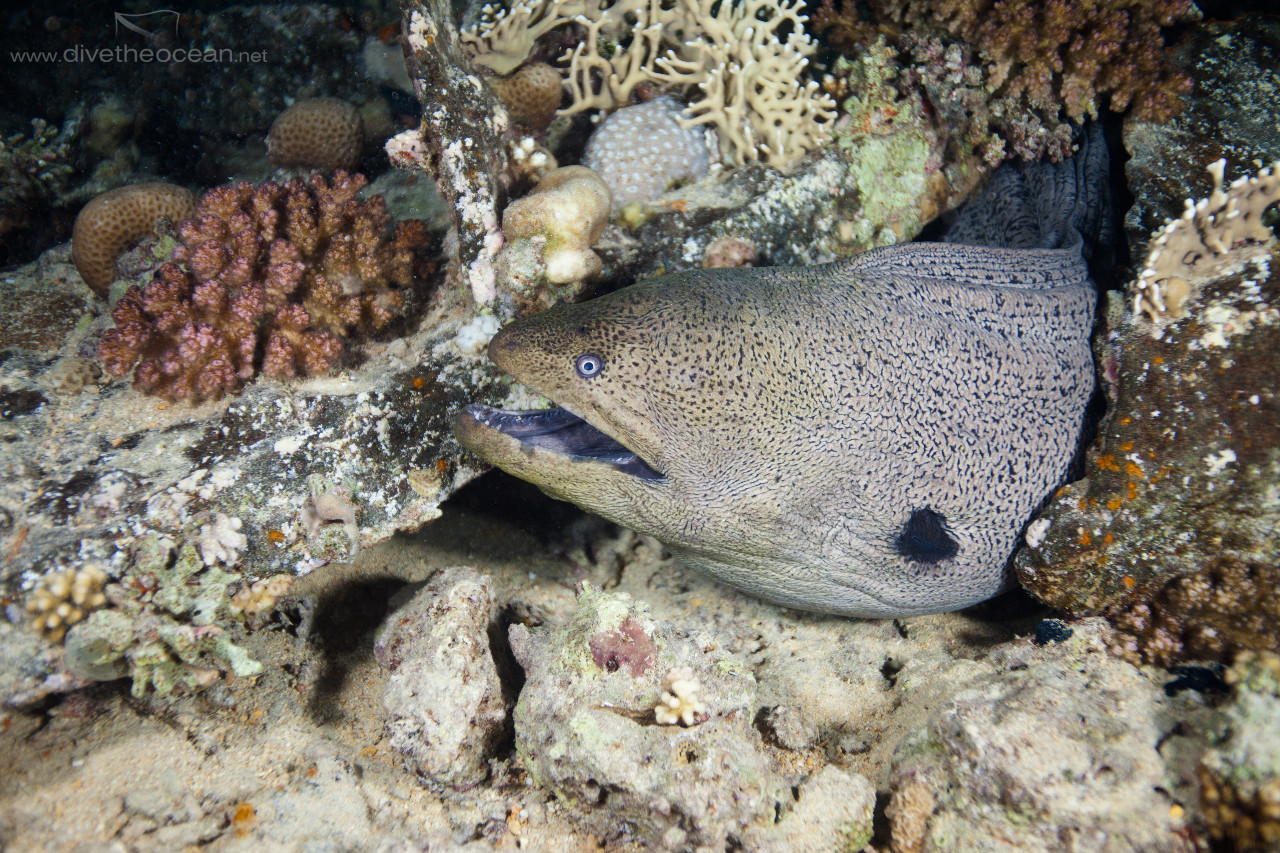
[455,126,1113,617]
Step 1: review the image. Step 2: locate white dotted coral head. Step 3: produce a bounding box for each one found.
[584,97,709,213]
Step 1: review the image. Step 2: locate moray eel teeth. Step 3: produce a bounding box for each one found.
[460,403,665,481]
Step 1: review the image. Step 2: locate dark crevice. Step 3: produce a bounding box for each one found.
[302,578,405,725]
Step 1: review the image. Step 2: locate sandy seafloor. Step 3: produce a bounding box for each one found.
[0,467,1089,852]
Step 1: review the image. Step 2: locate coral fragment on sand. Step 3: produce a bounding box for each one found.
[229,575,294,619]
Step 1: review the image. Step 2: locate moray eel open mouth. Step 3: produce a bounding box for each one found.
[461,403,665,481]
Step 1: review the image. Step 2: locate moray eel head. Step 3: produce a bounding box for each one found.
[455,286,690,532]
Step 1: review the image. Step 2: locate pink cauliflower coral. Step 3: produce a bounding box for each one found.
[98,172,431,402]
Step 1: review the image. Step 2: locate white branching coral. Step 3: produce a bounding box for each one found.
[650,0,836,168]
[654,666,708,726]
[1133,159,1280,325]
[461,0,835,169]
[197,513,248,568]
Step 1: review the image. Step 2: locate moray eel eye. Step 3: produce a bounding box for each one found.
[575,353,603,378]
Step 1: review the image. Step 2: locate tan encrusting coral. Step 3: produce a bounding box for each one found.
[1133,159,1280,325]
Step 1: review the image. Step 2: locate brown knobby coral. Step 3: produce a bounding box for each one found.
[72,182,195,297]
[98,172,431,402]
[816,0,1194,157]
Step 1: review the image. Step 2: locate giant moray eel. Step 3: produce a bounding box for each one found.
[455,127,1113,618]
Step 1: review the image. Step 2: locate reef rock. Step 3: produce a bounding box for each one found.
[508,585,785,849]
[1014,17,1280,665]
[1199,652,1280,850]
[885,620,1196,852]
[0,234,517,703]
[1123,15,1280,244]
[376,567,507,789]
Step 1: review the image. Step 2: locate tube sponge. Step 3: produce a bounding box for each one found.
[72,182,195,297]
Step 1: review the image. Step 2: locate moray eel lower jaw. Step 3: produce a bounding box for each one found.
[455,403,664,483]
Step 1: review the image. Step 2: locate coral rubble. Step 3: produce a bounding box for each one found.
[98,172,430,402]
[885,620,1194,850]
[61,534,260,698]
[508,585,783,847]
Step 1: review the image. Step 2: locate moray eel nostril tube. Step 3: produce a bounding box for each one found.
[455,126,1113,618]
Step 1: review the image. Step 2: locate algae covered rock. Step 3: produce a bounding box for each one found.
[376,567,508,789]
[885,620,1192,852]
[1014,22,1280,664]
[508,585,784,848]
[1015,240,1280,665]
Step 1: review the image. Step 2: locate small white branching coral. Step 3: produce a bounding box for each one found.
[197,513,248,568]
[654,666,708,726]
[1133,158,1280,325]
[462,0,835,169]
